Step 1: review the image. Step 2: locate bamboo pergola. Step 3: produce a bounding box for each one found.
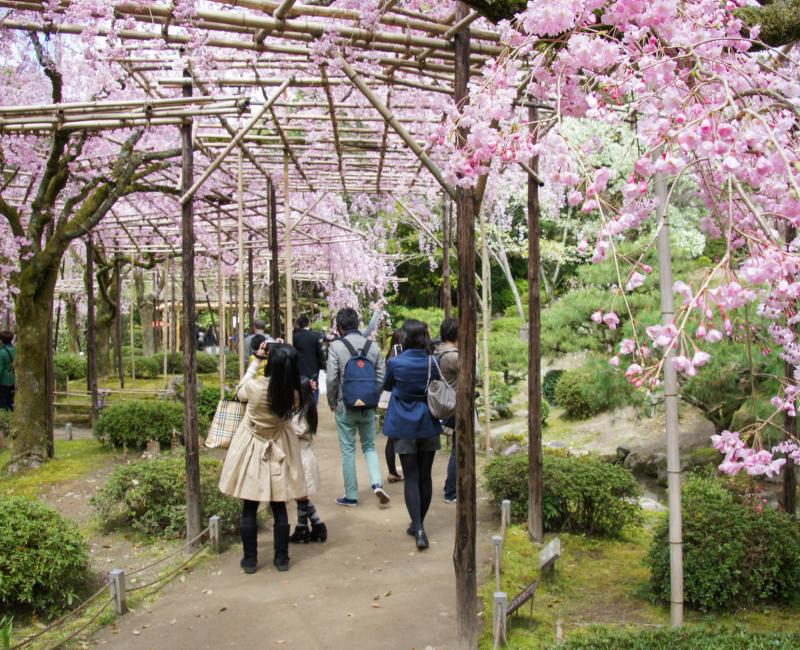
[0,3,534,646]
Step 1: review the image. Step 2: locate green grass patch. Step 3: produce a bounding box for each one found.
[0,440,115,498]
[480,522,800,648]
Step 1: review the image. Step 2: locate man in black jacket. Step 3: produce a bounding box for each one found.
[293,314,326,403]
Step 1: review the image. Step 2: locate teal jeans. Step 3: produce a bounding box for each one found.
[335,408,383,501]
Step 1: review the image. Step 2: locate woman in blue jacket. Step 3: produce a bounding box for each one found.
[382,319,442,550]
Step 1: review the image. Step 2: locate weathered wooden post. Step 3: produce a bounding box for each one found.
[109,568,127,615]
[86,234,99,426]
[269,178,281,340]
[180,67,202,551]
[453,3,479,647]
[442,191,452,319]
[527,106,544,543]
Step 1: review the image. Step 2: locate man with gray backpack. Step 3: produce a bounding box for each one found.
[326,308,390,507]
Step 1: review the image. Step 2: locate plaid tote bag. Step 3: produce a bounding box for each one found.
[205,399,245,449]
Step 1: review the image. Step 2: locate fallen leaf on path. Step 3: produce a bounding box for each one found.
[218,607,227,613]
[132,630,141,636]
[384,590,392,598]
[180,576,186,583]
[371,604,383,609]
[275,641,285,645]
[170,619,177,625]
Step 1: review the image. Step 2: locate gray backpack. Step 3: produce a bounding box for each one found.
[427,354,456,420]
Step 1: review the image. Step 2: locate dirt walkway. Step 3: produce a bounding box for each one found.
[92,410,494,650]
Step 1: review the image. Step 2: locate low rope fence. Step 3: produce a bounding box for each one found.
[10,516,221,650]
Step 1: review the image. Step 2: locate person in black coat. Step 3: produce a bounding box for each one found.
[293,315,327,403]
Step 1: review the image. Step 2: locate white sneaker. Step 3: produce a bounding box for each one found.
[373,485,390,505]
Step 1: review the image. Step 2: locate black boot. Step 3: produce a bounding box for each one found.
[289,524,310,544]
[309,521,328,543]
[240,523,258,574]
[273,523,291,572]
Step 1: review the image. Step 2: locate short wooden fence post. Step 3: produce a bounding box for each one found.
[492,534,503,592]
[493,591,507,649]
[209,515,221,553]
[109,569,127,615]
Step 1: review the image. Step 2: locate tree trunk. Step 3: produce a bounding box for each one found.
[65,294,82,353]
[94,299,114,377]
[494,239,525,320]
[442,190,453,319]
[7,263,59,472]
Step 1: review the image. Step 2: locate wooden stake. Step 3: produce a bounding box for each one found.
[442,191,452,319]
[114,252,125,389]
[163,257,169,383]
[86,234,99,426]
[269,178,281,339]
[237,149,246,377]
[217,209,226,400]
[284,149,293,344]
[480,203,491,453]
[453,4,479,647]
[247,233,255,330]
[129,280,136,380]
[785,222,798,518]
[527,105,544,543]
[181,68,202,551]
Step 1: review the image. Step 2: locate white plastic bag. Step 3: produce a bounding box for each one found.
[318,369,327,396]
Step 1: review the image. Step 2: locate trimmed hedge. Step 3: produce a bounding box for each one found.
[0,496,90,615]
[94,400,209,450]
[647,475,800,611]
[484,453,641,536]
[91,456,240,537]
[560,626,800,649]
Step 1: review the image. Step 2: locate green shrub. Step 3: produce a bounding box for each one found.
[0,496,90,614]
[542,369,564,405]
[91,456,240,537]
[225,353,240,381]
[489,378,515,419]
[95,400,208,450]
[647,475,800,611]
[128,354,162,379]
[560,626,800,649]
[197,386,228,423]
[555,356,634,419]
[196,353,219,374]
[54,353,87,387]
[166,352,184,374]
[484,453,641,536]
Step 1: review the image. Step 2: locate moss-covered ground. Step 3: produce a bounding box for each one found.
[479,519,800,649]
[0,439,116,498]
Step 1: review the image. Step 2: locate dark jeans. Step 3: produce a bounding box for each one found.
[443,417,456,500]
[0,385,15,411]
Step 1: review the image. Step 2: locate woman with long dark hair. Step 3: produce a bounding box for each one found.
[219,342,308,574]
[382,319,442,549]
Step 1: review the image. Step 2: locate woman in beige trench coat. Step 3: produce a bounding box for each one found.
[219,343,308,574]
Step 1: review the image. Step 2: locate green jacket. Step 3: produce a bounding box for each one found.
[0,344,15,386]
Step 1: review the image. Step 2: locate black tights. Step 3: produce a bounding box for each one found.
[399,450,436,531]
[242,500,288,528]
[385,437,399,476]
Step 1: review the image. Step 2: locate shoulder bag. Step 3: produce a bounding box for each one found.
[426,354,456,420]
[205,398,245,449]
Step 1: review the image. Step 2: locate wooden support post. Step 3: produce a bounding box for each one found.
[209,515,221,553]
[170,266,177,354]
[163,257,170,383]
[492,592,507,649]
[527,105,544,543]
[453,4,479,647]
[442,192,453,319]
[492,534,503,592]
[129,281,136,380]
[181,69,202,551]
[237,149,246,377]
[217,210,226,399]
[248,234,255,330]
[114,252,125,389]
[269,178,281,339]
[480,203,491,453]
[284,149,293,344]
[86,234,99,426]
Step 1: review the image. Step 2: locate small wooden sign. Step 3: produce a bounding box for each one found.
[539,537,561,569]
